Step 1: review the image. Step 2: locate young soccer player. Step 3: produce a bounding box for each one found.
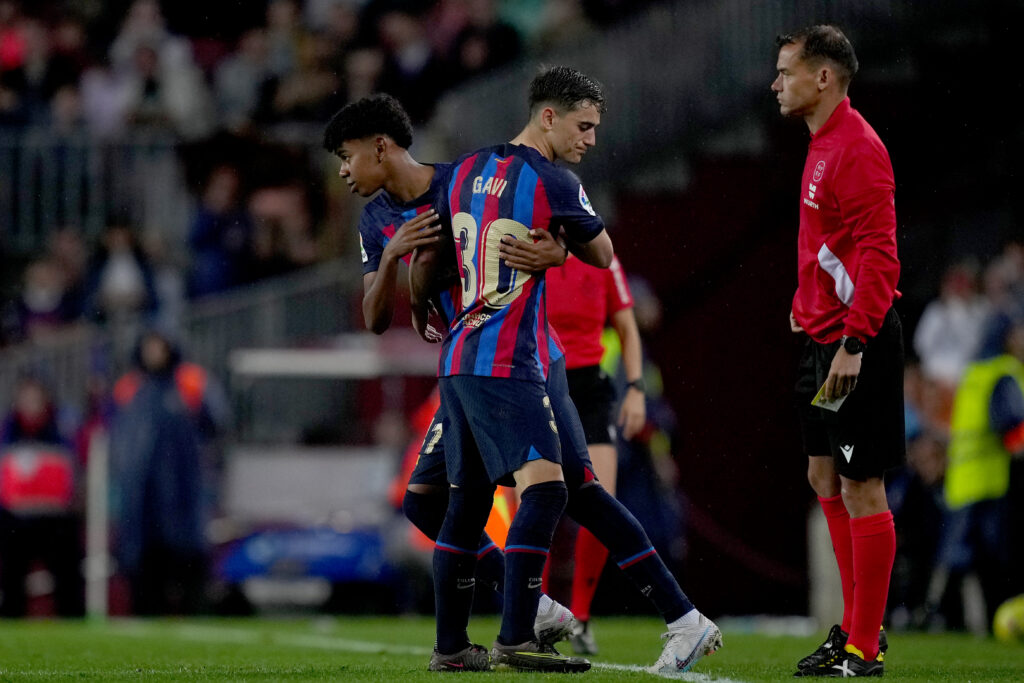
[411,66,722,674]
[321,94,576,660]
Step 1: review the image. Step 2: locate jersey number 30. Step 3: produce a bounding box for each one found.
[453,212,533,310]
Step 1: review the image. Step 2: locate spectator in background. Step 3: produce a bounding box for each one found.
[109,0,187,74]
[925,311,1024,631]
[247,184,318,281]
[265,0,307,79]
[376,8,447,123]
[1,17,78,123]
[447,0,521,85]
[81,222,160,324]
[213,28,272,132]
[342,46,384,101]
[0,373,84,617]
[79,56,130,139]
[120,40,214,140]
[1,257,78,343]
[913,261,989,398]
[187,164,253,298]
[110,327,226,615]
[46,226,89,320]
[268,29,342,122]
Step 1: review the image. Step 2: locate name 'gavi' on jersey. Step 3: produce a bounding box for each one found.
[437,143,605,382]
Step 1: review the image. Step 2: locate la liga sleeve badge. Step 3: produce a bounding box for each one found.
[578,184,596,216]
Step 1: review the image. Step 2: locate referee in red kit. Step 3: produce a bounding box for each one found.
[773,24,904,678]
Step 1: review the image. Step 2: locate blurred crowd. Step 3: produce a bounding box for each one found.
[887,239,1024,634]
[0,0,650,138]
[0,0,653,349]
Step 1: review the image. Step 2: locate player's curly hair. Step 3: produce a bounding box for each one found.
[776,25,859,87]
[322,93,414,153]
[528,65,606,115]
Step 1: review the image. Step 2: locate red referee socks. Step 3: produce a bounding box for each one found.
[818,494,855,632]
[847,510,896,661]
[570,527,609,622]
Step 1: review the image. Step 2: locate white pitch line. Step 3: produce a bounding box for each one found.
[110,621,748,681]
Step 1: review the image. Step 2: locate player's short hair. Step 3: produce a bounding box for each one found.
[528,65,606,116]
[322,93,414,153]
[776,25,859,87]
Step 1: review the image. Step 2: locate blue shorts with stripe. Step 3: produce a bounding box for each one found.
[408,408,447,488]
[439,356,595,489]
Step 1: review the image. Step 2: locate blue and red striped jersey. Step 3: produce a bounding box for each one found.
[356,162,457,325]
[437,144,604,381]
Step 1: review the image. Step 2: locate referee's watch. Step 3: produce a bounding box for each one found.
[841,335,866,355]
[626,378,646,393]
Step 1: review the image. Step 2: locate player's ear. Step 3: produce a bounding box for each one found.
[539,106,557,131]
[816,65,831,91]
[375,136,387,162]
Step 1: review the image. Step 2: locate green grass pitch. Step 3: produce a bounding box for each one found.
[0,616,1021,681]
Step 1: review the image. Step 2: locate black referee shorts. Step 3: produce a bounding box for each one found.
[565,364,617,446]
[795,308,906,481]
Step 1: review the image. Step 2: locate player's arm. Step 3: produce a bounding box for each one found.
[409,239,445,343]
[497,228,568,272]
[567,228,613,268]
[362,210,441,334]
[610,306,646,440]
[824,144,898,400]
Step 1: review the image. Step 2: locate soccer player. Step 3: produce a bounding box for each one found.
[321,93,576,654]
[411,66,721,674]
[773,25,904,677]
[500,244,646,655]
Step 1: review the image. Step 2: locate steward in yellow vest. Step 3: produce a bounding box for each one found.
[931,312,1024,629]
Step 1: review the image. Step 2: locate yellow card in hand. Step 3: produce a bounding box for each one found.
[811,382,848,412]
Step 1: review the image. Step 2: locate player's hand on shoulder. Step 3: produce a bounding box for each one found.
[384,209,441,261]
[498,228,567,272]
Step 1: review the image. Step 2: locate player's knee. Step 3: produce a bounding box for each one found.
[513,457,564,490]
[840,476,888,517]
[807,457,840,498]
[402,488,448,539]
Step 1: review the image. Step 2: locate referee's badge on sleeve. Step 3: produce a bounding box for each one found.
[578,185,596,216]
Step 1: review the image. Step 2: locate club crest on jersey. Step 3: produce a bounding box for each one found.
[359,234,368,263]
[813,160,826,182]
[578,185,595,216]
[472,176,507,197]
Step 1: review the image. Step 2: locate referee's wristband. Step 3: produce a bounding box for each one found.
[626,378,646,393]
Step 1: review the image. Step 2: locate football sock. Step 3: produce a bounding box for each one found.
[847,510,895,661]
[667,609,700,629]
[498,480,567,646]
[403,488,506,596]
[570,527,609,622]
[433,485,495,654]
[403,489,448,538]
[566,483,693,623]
[476,537,504,595]
[818,494,855,632]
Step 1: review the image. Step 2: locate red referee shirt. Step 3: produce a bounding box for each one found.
[547,254,633,369]
[792,97,901,344]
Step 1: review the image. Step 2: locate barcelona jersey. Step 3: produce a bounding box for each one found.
[356,162,458,325]
[438,143,605,382]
